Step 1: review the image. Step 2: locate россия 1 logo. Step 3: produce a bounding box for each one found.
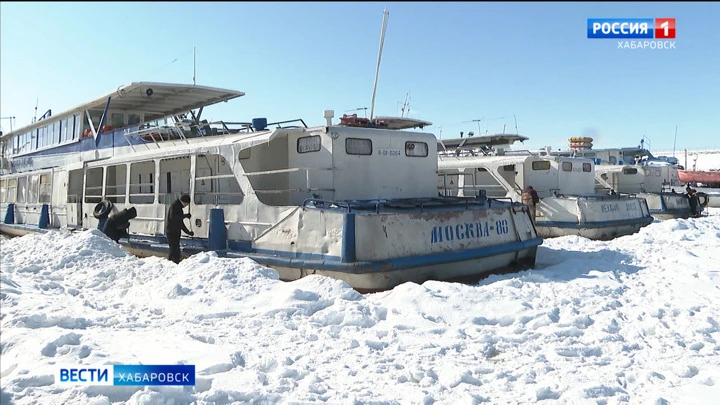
[587,18,676,50]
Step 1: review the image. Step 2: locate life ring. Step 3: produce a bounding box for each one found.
[696,192,709,208]
[93,199,114,219]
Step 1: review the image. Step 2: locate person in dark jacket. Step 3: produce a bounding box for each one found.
[687,188,700,218]
[165,194,194,264]
[102,207,137,243]
[521,186,540,225]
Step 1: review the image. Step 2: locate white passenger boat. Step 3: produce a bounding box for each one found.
[437,135,654,240]
[547,139,694,219]
[0,82,542,292]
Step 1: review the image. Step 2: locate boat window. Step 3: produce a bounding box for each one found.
[405,141,428,157]
[583,152,596,158]
[129,161,155,204]
[609,156,617,164]
[477,168,488,172]
[503,164,516,172]
[297,135,321,153]
[128,114,141,126]
[582,163,592,172]
[0,179,6,203]
[84,168,104,203]
[562,162,573,172]
[346,138,372,155]
[105,164,127,204]
[655,169,661,177]
[39,174,52,203]
[194,154,243,205]
[238,148,251,160]
[51,121,61,145]
[644,169,651,176]
[6,178,17,203]
[623,168,638,175]
[27,175,40,203]
[160,157,191,204]
[111,113,125,128]
[531,161,550,170]
[62,116,75,143]
[16,177,27,203]
[37,126,47,149]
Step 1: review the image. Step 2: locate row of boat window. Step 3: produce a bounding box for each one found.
[504,161,593,172]
[1,112,143,157]
[0,175,52,204]
[296,136,429,157]
[0,154,244,206]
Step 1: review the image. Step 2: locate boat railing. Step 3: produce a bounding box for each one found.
[122,118,309,151]
[243,167,335,197]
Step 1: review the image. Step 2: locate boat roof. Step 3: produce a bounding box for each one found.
[2,82,245,140]
[438,134,529,150]
[553,146,654,158]
[372,116,433,130]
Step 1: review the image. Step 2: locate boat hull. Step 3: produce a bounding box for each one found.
[640,192,692,220]
[534,195,654,240]
[677,170,720,185]
[0,198,543,293]
[535,217,653,240]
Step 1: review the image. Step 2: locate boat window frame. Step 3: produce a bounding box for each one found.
[561,162,573,172]
[582,163,592,172]
[84,167,104,204]
[345,137,373,156]
[129,160,156,204]
[105,164,128,204]
[39,173,52,203]
[297,135,321,154]
[194,153,244,205]
[405,141,428,157]
[623,167,638,175]
[531,161,551,171]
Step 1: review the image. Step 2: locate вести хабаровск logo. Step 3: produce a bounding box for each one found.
[587,18,676,50]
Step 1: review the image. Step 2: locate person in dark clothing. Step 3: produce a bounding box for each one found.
[687,188,702,218]
[102,207,138,243]
[521,186,540,225]
[165,194,194,264]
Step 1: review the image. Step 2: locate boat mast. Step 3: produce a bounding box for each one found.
[193,46,196,85]
[369,8,389,122]
[400,91,410,117]
[672,125,678,157]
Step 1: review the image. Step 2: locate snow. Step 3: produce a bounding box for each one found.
[1,212,720,405]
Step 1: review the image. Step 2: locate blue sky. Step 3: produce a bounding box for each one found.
[1,2,718,152]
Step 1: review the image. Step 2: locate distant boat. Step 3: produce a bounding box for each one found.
[677,170,720,187]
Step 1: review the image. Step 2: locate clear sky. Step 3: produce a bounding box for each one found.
[1,2,718,152]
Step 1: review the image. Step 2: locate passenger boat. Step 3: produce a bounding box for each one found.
[0,82,542,292]
[546,139,694,220]
[437,135,654,240]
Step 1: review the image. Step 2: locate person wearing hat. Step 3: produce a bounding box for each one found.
[165,194,194,263]
[102,207,138,243]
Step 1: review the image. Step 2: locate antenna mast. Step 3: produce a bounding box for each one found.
[32,98,39,124]
[369,8,389,122]
[400,91,411,117]
[672,125,678,157]
[193,46,196,85]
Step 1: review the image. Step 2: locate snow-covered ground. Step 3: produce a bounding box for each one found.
[1,212,719,405]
